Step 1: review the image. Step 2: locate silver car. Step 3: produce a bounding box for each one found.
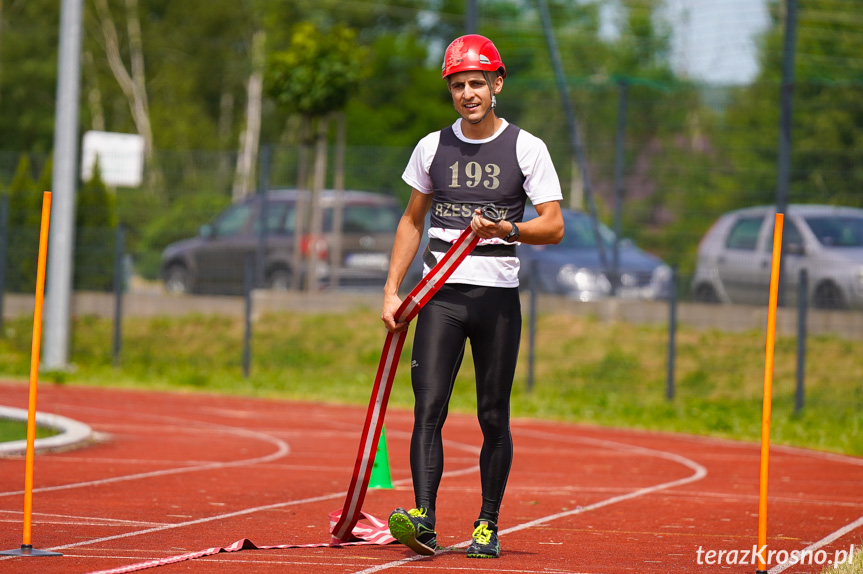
[691,204,863,309]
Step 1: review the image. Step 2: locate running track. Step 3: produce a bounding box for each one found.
[1,381,861,573]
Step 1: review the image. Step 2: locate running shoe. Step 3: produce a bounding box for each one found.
[388,507,437,556]
[466,519,500,558]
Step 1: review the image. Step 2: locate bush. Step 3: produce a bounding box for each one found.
[3,155,41,293]
[135,191,231,279]
[76,159,118,291]
[0,154,120,293]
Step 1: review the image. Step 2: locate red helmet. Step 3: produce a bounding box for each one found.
[441,34,507,79]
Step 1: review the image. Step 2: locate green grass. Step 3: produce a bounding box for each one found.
[0,310,860,456]
[0,418,57,442]
[819,542,862,573]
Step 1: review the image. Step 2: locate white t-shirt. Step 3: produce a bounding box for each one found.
[402,118,563,287]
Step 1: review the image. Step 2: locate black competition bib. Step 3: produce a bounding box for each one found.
[428,125,527,230]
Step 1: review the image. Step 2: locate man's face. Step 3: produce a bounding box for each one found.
[446,70,503,123]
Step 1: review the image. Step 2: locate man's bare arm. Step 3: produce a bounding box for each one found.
[381,190,433,332]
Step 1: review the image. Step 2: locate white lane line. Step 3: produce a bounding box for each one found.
[0,518,170,528]
[0,510,166,525]
[29,492,346,554]
[347,431,709,574]
[626,429,863,467]
[0,463,480,557]
[0,404,483,562]
[0,425,289,498]
[768,514,863,574]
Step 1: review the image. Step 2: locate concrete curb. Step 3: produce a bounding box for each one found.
[0,406,94,457]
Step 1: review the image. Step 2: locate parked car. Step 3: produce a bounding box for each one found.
[161,189,402,295]
[404,205,672,301]
[691,204,863,309]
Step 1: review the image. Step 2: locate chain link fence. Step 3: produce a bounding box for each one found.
[0,79,861,422]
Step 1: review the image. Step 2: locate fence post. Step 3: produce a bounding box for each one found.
[666,266,678,401]
[527,259,538,392]
[611,79,628,296]
[0,195,8,333]
[243,253,254,378]
[795,268,808,414]
[256,144,272,288]
[112,225,125,366]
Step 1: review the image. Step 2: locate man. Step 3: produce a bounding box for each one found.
[381,34,564,559]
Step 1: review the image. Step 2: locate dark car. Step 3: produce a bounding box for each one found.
[161,189,402,295]
[404,205,671,300]
[691,204,863,309]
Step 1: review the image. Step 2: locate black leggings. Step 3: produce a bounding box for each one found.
[409,284,521,524]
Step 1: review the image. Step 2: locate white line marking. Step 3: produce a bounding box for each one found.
[0,425,288,498]
[768,513,863,573]
[0,446,481,560]
[13,492,347,555]
[0,510,165,525]
[348,431,708,574]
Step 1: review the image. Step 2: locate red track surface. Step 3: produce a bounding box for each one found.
[1,380,861,574]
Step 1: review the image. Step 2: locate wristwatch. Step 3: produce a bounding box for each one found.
[504,221,520,243]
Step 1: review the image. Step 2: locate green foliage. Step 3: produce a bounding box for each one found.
[135,191,232,279]
[0,309,860,456]
[129,0,256,150]
[0,419,58,442]
[7,155,41,226]
[35,154,53,194]
[4,155,41,293]
[3,0,863,285]
[712,0,863,209]
[0,0,60,153]
[345,33,454,148]
[0,154,121,293]
[76,160,118,291]
[265,22,368,117]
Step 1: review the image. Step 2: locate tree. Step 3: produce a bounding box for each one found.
[76,158,117,291]
[345,33,454,149]
[717,0,863,208]
[91,0,158,190]
[0,0,59,153]
[265,21,368,291]
[232,29,266,201]
[265,22,367,118]
[5,155,40,292]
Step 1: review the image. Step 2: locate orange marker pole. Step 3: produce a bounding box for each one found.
[0,192,61,557]
[756,213,783,574]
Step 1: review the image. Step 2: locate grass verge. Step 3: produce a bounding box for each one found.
[0,309,860,456]
[0,418,57,442]
[819,542,861,573]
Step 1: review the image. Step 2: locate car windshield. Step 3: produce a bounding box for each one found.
[557,212,617,249]
[213,203,253,237]
[805,215,863,247]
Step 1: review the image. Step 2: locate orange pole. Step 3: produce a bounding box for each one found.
[22,191,52,547]
[757,213,783,573]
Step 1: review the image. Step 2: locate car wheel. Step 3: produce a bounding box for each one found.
[813,282,846,310]
[164,264,191,294]
[268,268,293,291]
[693,283,719,303]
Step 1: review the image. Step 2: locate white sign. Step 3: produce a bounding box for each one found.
[81,131,145,187]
